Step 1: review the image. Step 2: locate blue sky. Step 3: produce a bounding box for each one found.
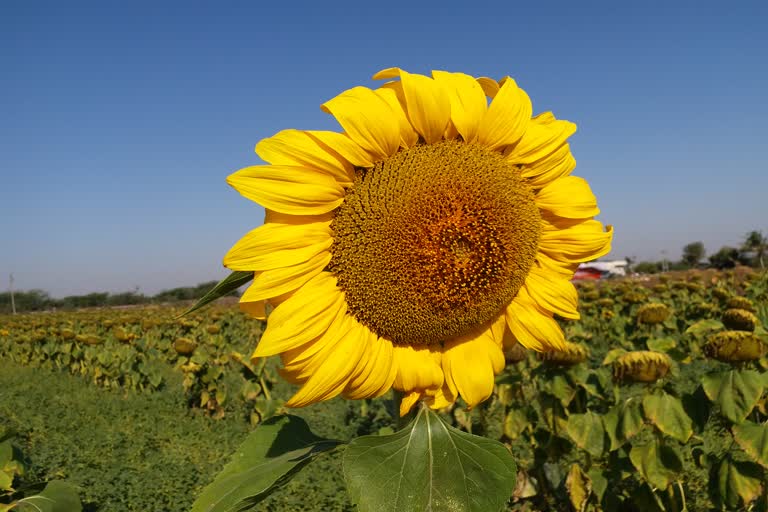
[2,1,767,297]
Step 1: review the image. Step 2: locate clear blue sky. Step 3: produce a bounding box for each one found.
[2,1,767,297]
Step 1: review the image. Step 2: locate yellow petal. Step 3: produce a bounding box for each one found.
[536,176,600,219]
[321,86,400,162]
[223,221,332,271]
[253,272,346,357]
[227,165,344,215]
[375,86,419,148]
[255,129,354,187]
[476,77,500,99]
[506,118,577,165]
[425,383,456,410]
[540,219,614,263]
[399,70,451,144]
[372,67,402,80]
[399,390,422,416]
[522,264,580,320]
[305,131,374,168]
[344,333,396,399]
[285,317,368,407]
[278,308,349,379]
[264,209,333,225]
[521,143,576,188]
[476,78,532,151]
[239,251,331,302]
[239,296,265,320]
[442,328,504,408]
[392,344,444,392]
[506,292,567,352]
[432,70,487,143]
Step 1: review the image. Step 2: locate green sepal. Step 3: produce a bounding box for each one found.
[180,270,253,317]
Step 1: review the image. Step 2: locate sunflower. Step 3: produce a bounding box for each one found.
[224,68,612,414]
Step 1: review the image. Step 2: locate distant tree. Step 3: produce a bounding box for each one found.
[0,289,52,313]
[741,230,766,269]
[634,261,661,274]
[681,241,706,268]
[709,246,740,269]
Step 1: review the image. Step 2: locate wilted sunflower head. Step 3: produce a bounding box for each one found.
[722,308,759,332]
[636,303,671,325]
[174,337,198,355]
[691,302,717,318]
[711,287,732,302]
[504,341,528,364]
[613,351,671,383]
[726,296,756,313]
[622,291,647,305]
[704,331,765,362]
[538,341,589,366]
[224,68,612,413]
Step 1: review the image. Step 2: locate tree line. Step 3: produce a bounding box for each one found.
[0,280,239,314]
[632,230,766,274]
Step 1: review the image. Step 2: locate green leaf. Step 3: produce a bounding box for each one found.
[646,337,677,352]
[546,374,575,407]
[566,412,605,457]
[732,421,768,468]
[701,369,764,423]
[13,481,82,512]
[0,470,12,492]
[717,458,764,509]
[601,348,627,365]
[642,392,693,442]
[191,415,340,512]
[618,398,645,445]
[503,409,528,440]
[629,440,682,490]
[343,406,517,512]
[180,271,253,317]
[586,468,608,502]
[685,318,723,336]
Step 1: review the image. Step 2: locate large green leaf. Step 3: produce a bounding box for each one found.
[701,369,764,423]
[642,392,692,442]
[343,406,517,512]
[685,319,723,336]
[566,412,605,457]
[732,421,768,468]
[180,270,254,317]
[191,415,341,512]
[716,458,764,509]
[13,481,82,512]
[618,398,645,446]
[629,440,682,490]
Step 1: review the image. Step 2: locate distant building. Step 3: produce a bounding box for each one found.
[573,260,629,280]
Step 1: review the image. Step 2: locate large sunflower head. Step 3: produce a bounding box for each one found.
[224,68,612,414]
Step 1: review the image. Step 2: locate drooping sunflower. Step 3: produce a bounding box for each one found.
[224,68,612,415]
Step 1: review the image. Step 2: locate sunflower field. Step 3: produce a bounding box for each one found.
[1,268,768,511]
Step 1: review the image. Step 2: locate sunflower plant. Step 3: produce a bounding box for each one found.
[189,67,611,512]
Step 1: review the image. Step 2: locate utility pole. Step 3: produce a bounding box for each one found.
[9,273,16,315]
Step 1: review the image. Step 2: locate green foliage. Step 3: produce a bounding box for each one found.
[681,241,706,267]
[9,481,82,512]
[343,407,517,512]
[3,268,768,511]
[191,415,340,512]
